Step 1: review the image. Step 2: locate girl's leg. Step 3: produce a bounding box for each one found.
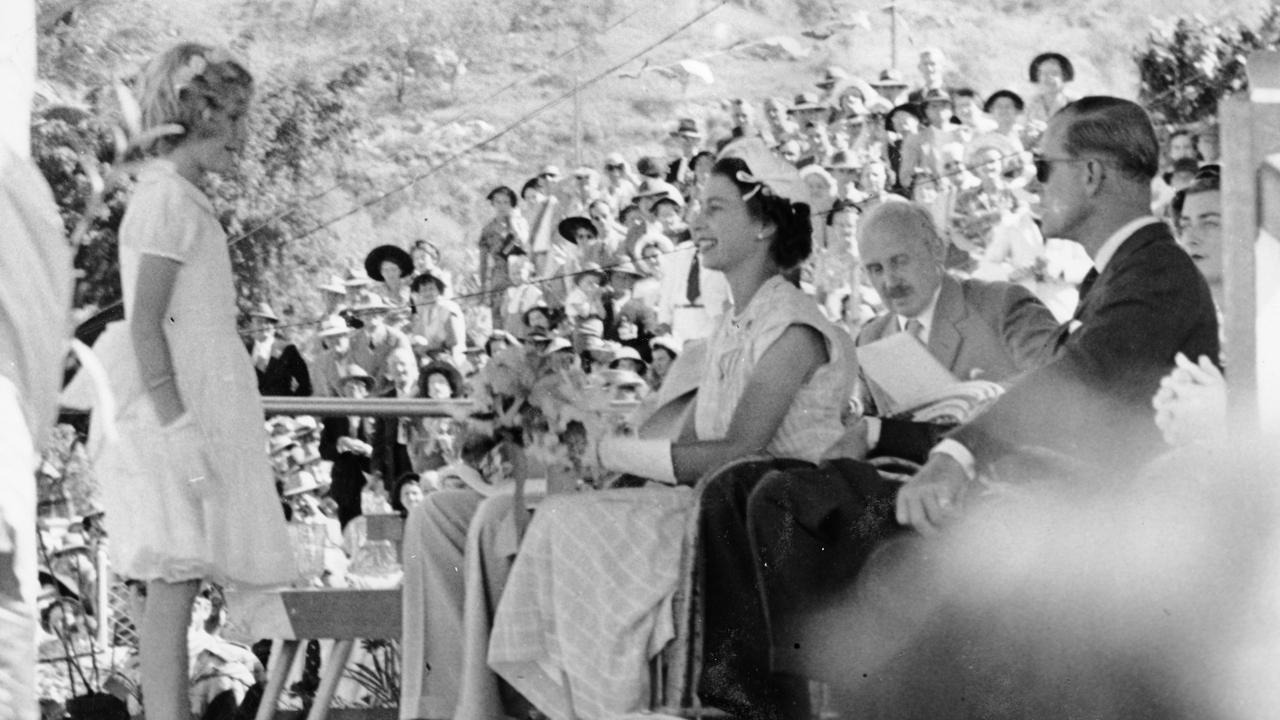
[142,578,201,720]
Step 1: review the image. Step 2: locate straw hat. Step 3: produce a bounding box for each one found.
[318,274,348,295]
[318,315,352,338]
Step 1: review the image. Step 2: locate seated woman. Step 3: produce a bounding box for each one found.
[408,271,467,370]
[409,360,467,473]
[485,140,858,720]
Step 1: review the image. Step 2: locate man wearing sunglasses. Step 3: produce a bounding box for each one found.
[899,96,1219,531]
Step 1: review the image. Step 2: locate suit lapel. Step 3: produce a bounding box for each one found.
[927,275,963,373]
[1075,222,1169,322]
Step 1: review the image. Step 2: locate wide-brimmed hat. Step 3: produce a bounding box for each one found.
[351,293,389,314]
[870,67,909,91]
[318,315,353,338]
[601,368,648,389]
[485,331,522,353]
[318,274,348,295]
[965,133,1020,167]
[574,262,607,285]
[248,302,279,323]
[607,346,648,372]
[632,179,684,207]
[364,244,414,282]
[789,92,827,113]
[650,335,682,357]
[1029,51,1075,83]
[340,363,375,388]
[269,434,298,456]
[281,468,327,496]
[343,268,375,288]
[572,166,597,179]
[816,65,850,90]
[920,88,952,106]
[582,335,616,357]
[542,337,575,356]
[557,216,599,244]
[540,164,562,180]
[604,152,627,168]
[419,361,465,398]
[608,259,646,277]
[671,117,702,138]
[886,102,924,131]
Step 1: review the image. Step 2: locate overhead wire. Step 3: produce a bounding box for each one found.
[229,0,729,249]
[235,145,1036,339]
[225,2,650,247]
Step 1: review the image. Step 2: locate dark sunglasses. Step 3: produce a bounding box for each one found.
[1034,154,1098,183]
[605,164,624,171]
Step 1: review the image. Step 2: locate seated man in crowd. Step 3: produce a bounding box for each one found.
[851,201,1060,460]
[349,294,412,394]
[702,97,1219,719]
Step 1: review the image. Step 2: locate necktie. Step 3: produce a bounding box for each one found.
[904,317,924,341]
[1077,268,1100,305]
[685,251,701,305]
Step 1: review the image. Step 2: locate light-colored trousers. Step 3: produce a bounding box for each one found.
[400,489,537,720]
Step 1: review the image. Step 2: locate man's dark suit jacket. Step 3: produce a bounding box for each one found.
[319,414,374,528]
[952,220,1219,470]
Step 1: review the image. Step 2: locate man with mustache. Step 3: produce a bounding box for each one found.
[854,201,1060,437]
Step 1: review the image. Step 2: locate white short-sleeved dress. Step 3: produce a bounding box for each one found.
[90,160,296,587]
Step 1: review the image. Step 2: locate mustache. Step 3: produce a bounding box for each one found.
[885,285,914,299]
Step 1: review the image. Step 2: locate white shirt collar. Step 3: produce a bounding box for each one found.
[896,283,943,344]
[1092,216,1162,273]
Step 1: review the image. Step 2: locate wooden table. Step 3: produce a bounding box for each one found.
[226,587,401,720]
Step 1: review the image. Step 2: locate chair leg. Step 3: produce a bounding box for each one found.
[255,639,300,720]
[306,638,355,720]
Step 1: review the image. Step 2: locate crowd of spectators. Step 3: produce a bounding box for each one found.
[245,46,1223,530]
[50,40,1230,720]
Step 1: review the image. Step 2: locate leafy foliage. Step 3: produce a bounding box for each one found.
[31,57,374,334]
[1135,6,1280,127]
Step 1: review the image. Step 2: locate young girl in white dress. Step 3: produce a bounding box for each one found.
[88,44,296,719]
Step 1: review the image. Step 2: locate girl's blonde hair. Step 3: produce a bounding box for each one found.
[134,42,253,151]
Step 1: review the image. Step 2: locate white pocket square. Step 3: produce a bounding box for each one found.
[1068,319,1083,334]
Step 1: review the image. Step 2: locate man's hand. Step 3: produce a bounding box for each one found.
[896,453,967,534]
[821,417,871,461]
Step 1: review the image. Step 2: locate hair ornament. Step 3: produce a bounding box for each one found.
[717,137,809,204]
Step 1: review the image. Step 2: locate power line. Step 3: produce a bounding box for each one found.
[238,145,1038,338]
[225,2,649,248]
[230,1,729,249]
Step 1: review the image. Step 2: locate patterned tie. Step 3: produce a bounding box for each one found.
[904,317,924,341]
[685,251,701,305]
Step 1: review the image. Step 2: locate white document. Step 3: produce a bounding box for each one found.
[858,332,959,416]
